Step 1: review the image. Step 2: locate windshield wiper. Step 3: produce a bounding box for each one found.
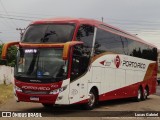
[41,37,49,43]
[15,74,22,77]
[41,31,57,43]
[26,50,40,75]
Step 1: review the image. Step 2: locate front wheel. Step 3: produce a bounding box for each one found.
[84,89,98,110]
[42,103,54,108]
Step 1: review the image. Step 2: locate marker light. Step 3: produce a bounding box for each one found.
[15,85,22,92]
[49,86,67,95]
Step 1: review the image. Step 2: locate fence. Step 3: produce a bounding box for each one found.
[0,65,14,85]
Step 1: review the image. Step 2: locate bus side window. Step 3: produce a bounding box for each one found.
[70,24,94,81]
[70,45,90,81]
[76,24,94,55]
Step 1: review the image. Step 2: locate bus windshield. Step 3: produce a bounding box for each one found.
[15,48,68,83]
[22,24,75,43]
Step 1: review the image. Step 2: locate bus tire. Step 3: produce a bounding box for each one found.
[142,87,148,100]
[136,87,142,102]
[42,103,54,108]
[85,89,98,110]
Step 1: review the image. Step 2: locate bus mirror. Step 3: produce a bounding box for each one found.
[62,41,83,60]
[1,42,19,60]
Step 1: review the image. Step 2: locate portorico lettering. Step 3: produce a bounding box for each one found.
[22,86,50,91]
[122,60,146,69]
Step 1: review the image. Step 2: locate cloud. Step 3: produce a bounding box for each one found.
[0,0,160,49]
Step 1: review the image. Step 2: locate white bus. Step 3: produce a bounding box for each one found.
[2,18,157,110]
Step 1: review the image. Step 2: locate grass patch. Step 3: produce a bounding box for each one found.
[0,84,13,104]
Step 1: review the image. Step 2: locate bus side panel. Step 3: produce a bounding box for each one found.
[92,54,157,102]
[115,69,125,91]
[104,68,116,96]
[69,69,92,104]
[91,67,102,83]
[99,82,140,101]
[55,79,70,105]
[99,63,157,101]
[143,63,157,95]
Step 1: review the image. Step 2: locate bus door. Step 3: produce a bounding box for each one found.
[69,45,91,104]
[68,24,95,104]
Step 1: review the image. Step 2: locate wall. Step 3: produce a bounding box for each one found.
[158,50,160,72]
[0,65,14,85]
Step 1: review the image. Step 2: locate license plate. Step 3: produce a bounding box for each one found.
[30,96,39,101]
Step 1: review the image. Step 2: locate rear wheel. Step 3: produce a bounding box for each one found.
[142,87,148,100]
[136,88,142,102]
[84,89,98,110]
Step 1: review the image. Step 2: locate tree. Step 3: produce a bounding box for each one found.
[0,44,17,67]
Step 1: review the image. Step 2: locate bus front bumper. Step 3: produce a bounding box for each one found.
[15,91,59,104]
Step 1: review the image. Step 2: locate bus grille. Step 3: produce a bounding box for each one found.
[23,90,49,95]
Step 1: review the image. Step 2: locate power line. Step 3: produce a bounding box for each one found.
[108,21,160,27]
[0,13,42,19]
[111,24,160,31]
[96,17,160,30]
[0,0,18,27]
[0,10,56,18]
[0,16,32,21]
[0,17,15,29]
[102,17,160,24]
[106,22,160,29]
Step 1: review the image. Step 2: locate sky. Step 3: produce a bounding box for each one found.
[0,0,160,48]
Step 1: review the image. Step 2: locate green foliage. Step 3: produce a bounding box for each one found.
[0,44,17,67]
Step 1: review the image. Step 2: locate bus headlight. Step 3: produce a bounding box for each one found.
[15,86,22,92]
[49,86,67,95]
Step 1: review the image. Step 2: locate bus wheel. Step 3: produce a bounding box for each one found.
[136,88,142,102]
[85,89,98,110]
[142,87,148,100]
[42,103,54,108]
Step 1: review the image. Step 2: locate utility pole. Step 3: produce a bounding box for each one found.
[16,28,25,40]
[101,17,103,22]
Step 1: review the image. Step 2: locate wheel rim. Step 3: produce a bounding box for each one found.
[144,89,147,99]
[138,89,141,100]
[88,92,95,107]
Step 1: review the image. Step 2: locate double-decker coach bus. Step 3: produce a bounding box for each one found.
[1,18,157,110]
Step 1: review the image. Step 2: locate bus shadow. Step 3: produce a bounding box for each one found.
[21,104,92,117]
[99,98,136,107]
[20,97,152,117]
[98,97,152,107]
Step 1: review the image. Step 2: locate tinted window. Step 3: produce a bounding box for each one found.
[128,39,157,61]
[120,37,129,55]
[77,25,94,46]
[70,45,90,81]
[94,28,157,61]
[76,24,94,57]
[22,24,75,43]
[72,24,94,80]
[94,28,123,55]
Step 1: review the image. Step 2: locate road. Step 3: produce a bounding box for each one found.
[0,86,160,119]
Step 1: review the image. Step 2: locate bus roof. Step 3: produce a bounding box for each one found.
[31,17,156,48]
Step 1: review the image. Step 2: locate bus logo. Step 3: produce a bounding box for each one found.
[100,60,111,66]
[114,55,121,68]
